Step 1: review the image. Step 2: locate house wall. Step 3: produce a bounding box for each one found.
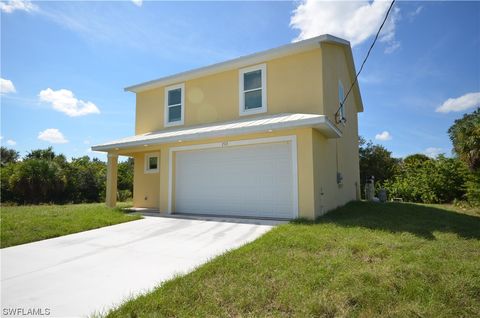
[127,42,361,219]
[131,127,317,219]
[132,152,160,208]
[310,43,360,218]
[134,49,324,134]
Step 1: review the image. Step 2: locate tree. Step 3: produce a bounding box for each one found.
[448,108,480,172]
[359,137,399,196]
[65,156,106,203]
[1,147,19,166]
[403,154,431,165]
[25,147,57,161]
[1,163,16,202]
[0,147,135,204]
[118,157,134,192]
[9,159,67,203]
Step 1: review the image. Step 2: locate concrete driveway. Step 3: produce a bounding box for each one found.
[1,216,280,317]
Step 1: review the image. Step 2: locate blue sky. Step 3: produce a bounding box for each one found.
[1,0,479,160]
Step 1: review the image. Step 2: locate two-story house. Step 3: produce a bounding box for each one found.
[92,34,363,220]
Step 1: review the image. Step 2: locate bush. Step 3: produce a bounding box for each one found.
[117,189,132,202]
[465,172,480,206]
[66,156,106,203]
[1,163,16,202]
[384,155,470,204]
[0,148,133,205]
[9,159,67,204]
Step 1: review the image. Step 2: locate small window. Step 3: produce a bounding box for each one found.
[144,153,159,173]
[164,83,184,127]
[338,80,346,123]
[239,64,267,116]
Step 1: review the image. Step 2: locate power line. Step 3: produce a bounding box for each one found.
[335,0,396,123]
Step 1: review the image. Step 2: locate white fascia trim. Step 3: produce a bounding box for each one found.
[164,83,185,128]
[239,63,267,116]
[144,152,160,174]
[91,115,342,152]
[125,34,350,93]
[167,135,299,218]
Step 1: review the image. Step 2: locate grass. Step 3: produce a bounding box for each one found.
[105,202,480,318]
[1,202,141,248]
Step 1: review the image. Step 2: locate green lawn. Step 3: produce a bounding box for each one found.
[1,202,141,248]
[105,202,480,318]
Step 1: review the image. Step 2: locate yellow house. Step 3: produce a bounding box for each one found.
[92,34,363,220]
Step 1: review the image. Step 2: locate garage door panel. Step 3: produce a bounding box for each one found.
[174,142,294,219]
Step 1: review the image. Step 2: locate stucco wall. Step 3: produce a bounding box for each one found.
[311,42,361,218]
[132,152,160,208]
[135,49,324,135]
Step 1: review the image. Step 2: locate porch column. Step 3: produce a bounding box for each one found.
[106,153,118,208]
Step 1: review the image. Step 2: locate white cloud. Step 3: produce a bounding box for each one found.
[384,40,400,54]
[38,88,100,117]
[38,128,68,144]
[408,5,423,21]
[0,0,37,13]
[290,0,400,47]
[436,92,480,113]
[423,147,443,158]
[0,78,16,95]
[6,139,16,146]
[131,0,142,7]
[375,131,392,141]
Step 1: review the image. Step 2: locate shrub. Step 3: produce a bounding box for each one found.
[384,155,470,204]
[9,159,67,204]
[1,163,16,202]
[0,147,135,205]
[465,172,480,206]
[117,189,132,202]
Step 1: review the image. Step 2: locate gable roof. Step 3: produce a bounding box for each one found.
[124,34,363,112]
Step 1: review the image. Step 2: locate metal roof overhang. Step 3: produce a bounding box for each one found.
[91,113,342,152]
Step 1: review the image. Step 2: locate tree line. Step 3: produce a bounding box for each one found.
[0,109,478,206]
[1,147,133,204]
[360,108,479,206]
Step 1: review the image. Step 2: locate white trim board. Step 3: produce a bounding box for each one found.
[167,135,298,218]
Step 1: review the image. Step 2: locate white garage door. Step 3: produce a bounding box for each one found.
[174,141,296,219]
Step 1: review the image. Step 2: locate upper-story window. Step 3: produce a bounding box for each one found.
[164,83,185,127]
[338,80,346,123]
[239,64,267,116]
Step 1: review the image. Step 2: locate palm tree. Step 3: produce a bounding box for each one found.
[448,108,480,172]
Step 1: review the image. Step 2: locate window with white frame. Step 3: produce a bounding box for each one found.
[338,80,346,123]
[164,83,184,127]
[239,64,267,115]
[144,153,159,173]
